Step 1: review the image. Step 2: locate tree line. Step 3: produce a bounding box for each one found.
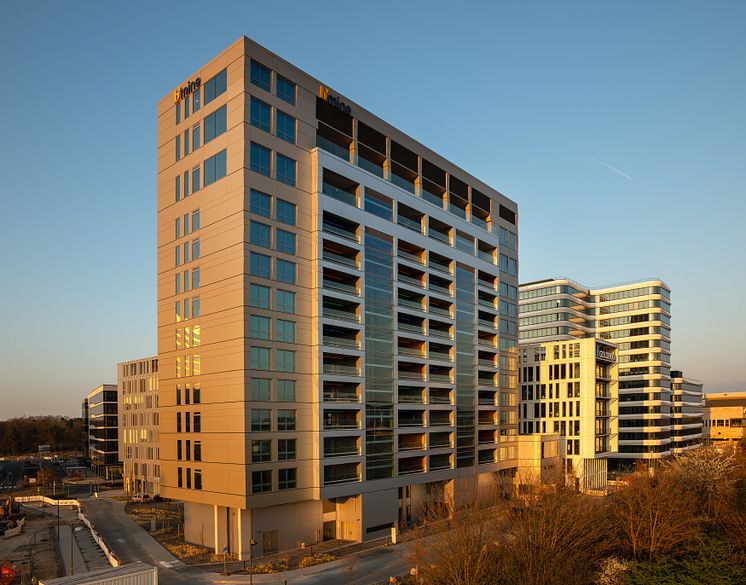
[0,416,84,455]
[408,445,746,585]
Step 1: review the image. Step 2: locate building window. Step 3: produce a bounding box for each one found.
[204,105,227,144]
[204,69,227,105]
[175,175,181,202]
[250,190,271,217]
[276,111,295,144]
[176,102,181,124]
[276,75,295,105]
[250,347,270,371]
[193,412,201,432]
[175,134,181,162]
[250,143,271,176]
[175,217,181,240]
[191,167,201,193]
[251,440,272,463]
[250,315,271,340]
[186,468,192,489]
[278,439,296,461]
[192,238,200,261]
[192,89,201,113]
[194,441,202,461]
[277,379,296,401]
[192,297,201,317]
[250,252,271,279]
[276,320,295,343]
[191,268,200,290]
[252,470,272,494]
[278,468,297,490]
[194,469,202,490]
[204,149,227,186]
[250,60,271,91]
[192,124,201,150]
[177,467,183,487]
[250,221,271,249]
[250,284,270,309]
[276,350,295,373]
[183,171,189,198]
[276,154,296,186]
[250,97,271,132]
[175,246,181,267]
[276,259,296,284]
[183,129,190,156]
[193,384,201,403]
[192,209,200,231]
[277,408,296,431]
[250,378,271,401]
[276,199,296,226]
[251,409,271,432]
[277,290,295,313]
[276,229,296,255]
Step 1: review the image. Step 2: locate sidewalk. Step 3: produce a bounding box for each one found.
[55,525,86,576]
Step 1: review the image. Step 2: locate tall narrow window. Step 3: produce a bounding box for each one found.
[250,97,271,132]
[276,75,296,105]
[191,167,201,193]
[276,111,295,144]
[250,60,271,91]
[250,143,271,176]
[276,154,296,186]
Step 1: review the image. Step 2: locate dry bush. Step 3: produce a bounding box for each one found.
[611,467,701,561]
[502,488,614,585]
[298,553,337,568]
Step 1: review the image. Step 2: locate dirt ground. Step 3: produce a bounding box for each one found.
[0,514,61,583]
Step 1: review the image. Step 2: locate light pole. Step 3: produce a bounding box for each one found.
[249,538,257,585]
[222,546,229,576]
[70,520,75,575]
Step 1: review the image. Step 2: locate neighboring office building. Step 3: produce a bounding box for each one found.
[518,337,618,490]
[81,398,89,460]
[118,356,160,496]
[519,278,676,464]
[670,370,704,453]
[704,391,746,446]
[85,384,121,479]
[157,37,520,557]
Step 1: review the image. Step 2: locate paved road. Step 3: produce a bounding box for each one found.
[83,496,412,585]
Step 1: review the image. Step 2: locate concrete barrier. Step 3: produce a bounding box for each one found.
[2,516,25,539]
[78,510,121,567]
[15,495,79,507]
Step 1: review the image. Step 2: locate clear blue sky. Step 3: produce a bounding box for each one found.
[1,0,744,418]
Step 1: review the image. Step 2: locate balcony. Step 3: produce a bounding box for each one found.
[429,411,453,427]
[323,211,359,243]
[323,324,360,350]
[323,410,360,430]
[398,386,425,404]
[429,453,452,471]
[324,436,360,458]
[323,353,360,377]
[324,462,360,485]
[398,203,424,234]
[323,297,360,323]
[429,388,453,405]
[398,270,425,289]
[323,381,360,403]
[399,433,426,451]
[323,239,359,269]
[399,456,425,475]
[322,168,358,207]
[428,218,452,246]
[478,430,497,445]
[429,251,452,275]
[429,432,452,449]
[323,267,359,297]
[398,241,425,266]
[398,411,425,428]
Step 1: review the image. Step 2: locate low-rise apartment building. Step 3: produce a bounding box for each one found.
[704,391,746,446]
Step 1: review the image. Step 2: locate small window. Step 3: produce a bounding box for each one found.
[249,347,270,371]
[192,124,201,150]
[175,134,181,162]
[191,209,200,231]
[250,143,271,176]
[250,378,271,401]
[204,150,227,186]
[204,69,227,105]
[194,469,202,490]
[250,221,271,249]
[277,290,295,313]
[192,89,201,113]
[191,167,201,193]
[277,379,296,401]
[250,315,271,340]
[175,175,181,202]
[278,408,296,430]
[192,238,200,260]
[278,468,296,490]
[276,259,296,284]
[250,60,271,91]
[276,154,296,186]
[251,440,272,463]
[251,408,272,432]
[250,252,271,279]
[276,229,296,255]
[276,75,296,105]
[192,297,201,317]
[252,469,272,493]
[276,320,296,343]
[191,267,200,289]
[276,199,296,226]
[277,350,295,373]
[250,284,270,309]
[250,97,271,132]
[250,190,271,217]
[276,111,295,144]
[278,439,296,461]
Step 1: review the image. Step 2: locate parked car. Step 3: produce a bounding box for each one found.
[131,493,150,503]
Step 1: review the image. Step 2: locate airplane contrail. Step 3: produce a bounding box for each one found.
[597,159,635,181]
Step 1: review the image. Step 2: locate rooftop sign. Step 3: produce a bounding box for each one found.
[173,77,201,104]
[319,85,351,115]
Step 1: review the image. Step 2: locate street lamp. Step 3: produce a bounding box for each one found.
[222,546,229,576]
[249,538,257,585]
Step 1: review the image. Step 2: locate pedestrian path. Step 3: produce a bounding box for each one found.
[55,525,86,576]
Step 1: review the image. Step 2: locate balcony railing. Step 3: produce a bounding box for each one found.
[323,224,358,243]
[323,364,361,376]
[399,274,424,288]
[323,337,360,350]
[323,280,359,296]
[428,306,452,318]
[324,250,359,269]
[322,183,357,207]
[398,371,426,381]
[323,308,360,322]
[429,230,451,245]
[398,250,425,265]
[398,215,422,233]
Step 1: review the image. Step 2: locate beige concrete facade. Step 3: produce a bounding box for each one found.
[519,278,680,463]
[157,37,519,557]
[519,338,618,489]
[704,392,746,446]
[118,356,160,496]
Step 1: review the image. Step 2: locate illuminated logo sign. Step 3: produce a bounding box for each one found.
[319,85,351,115]
[596,345,616,363]
[173,77,202,104]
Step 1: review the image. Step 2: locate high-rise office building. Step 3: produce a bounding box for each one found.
[519,278,673,463]
[669,370,703,453]
[518,337,618,489]
[157,37,519,556]
[85,384,121,479]
[118,356,160,496]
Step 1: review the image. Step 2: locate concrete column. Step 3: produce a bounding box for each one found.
[213,505,219,554]
[236,507,243,560]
